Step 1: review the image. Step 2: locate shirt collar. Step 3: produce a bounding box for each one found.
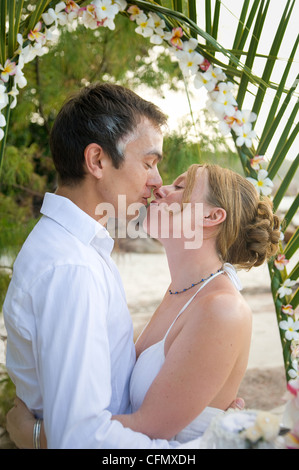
[40,193,114,256]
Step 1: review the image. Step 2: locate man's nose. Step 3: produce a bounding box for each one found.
[148,166,163,190]
[153,186,168,199]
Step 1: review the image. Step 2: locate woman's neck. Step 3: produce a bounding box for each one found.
[163,239,222,294]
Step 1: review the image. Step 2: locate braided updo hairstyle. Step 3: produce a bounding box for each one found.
[183,164,281,269]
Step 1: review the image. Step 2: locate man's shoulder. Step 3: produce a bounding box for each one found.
[12,215,105,290]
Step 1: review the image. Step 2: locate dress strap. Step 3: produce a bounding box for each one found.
[163,269,224,342]
[222,263,242,291]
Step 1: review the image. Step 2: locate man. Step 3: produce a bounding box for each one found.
[4,83,243,449]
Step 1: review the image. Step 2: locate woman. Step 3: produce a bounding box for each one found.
[6,163,280,447]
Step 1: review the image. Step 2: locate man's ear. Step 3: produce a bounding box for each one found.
[203,207,226,227]
[84,143,107,179]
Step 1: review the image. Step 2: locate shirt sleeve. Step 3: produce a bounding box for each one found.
[30,264,183,449]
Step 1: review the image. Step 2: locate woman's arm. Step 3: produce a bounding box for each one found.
[113,293,251,440]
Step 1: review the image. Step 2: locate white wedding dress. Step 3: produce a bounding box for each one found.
[129,263,242,443]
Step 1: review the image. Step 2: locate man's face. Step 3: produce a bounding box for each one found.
[97,118,163,220]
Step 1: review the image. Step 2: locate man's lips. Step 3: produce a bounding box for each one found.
[142,196,153,206]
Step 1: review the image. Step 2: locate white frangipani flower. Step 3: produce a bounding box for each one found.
[135,13,155,38]
[247,169,273,196]
[194,69,217,92]
[114,0,127,11]
[42,2,67,27]
[288,360,299,379]
[103,17,117,30]
[234,109,257,126]
[149,12,166,30]
[81,5,99,30]
[94,0,119,20]
[234,122,257,148]
[178,51,204,76]
[210,81,236,104]
[278,279,297,299]
[127,5,143,20]
[208,65,227,84]
[150,28,172,45]
[279,317,299,341]
[8,85,19,109]
[0,112,6,140]
[0,84,9,111]
[210,99,236,120]
[182,37,198,53]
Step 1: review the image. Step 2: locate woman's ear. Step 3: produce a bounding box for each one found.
[84,143,106,179]
[203,207,226,227]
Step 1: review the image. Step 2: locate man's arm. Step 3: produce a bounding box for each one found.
[30,264,181,449]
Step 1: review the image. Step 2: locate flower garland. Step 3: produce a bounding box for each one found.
[1,1,264,180]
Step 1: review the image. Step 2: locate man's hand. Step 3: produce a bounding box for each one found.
[6,397,36,449]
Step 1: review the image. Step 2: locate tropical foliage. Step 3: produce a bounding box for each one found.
[0,0,298,428]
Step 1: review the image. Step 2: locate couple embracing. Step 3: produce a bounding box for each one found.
[4,83,280,449]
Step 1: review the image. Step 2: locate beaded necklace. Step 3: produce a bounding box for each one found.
[169,268,223,295]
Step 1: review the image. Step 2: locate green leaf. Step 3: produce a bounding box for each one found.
[205,0,212,36]
[267,112,299,181]
[281,193,299,232]
[258,63,299,156]
[7,0,16,58]
[211,0,220,42]
[252,0,296,122]
[187,0,197,24]
[231,0,258,60]
[288,262,299,284]
[272,154,299,212]
[0,0,7,65]
[0,104,11,175]
[236,0,270,109]
[284,227,299,260]
[290,288,299,310]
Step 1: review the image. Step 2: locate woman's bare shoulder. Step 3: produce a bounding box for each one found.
[190,282,252,330]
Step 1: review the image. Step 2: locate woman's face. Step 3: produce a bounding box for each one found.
[143,167,209,246]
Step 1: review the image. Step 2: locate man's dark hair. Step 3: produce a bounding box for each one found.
[50,83,168,185]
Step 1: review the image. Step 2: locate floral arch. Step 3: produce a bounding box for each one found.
[0,0,298,442]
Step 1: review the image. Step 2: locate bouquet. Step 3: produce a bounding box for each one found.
[200,409,283,449]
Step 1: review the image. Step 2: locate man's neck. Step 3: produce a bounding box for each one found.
[55,183,103,223]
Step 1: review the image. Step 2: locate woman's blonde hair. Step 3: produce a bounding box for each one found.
[183,164,281,269]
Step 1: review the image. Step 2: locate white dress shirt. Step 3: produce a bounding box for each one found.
[4,193,189,449]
